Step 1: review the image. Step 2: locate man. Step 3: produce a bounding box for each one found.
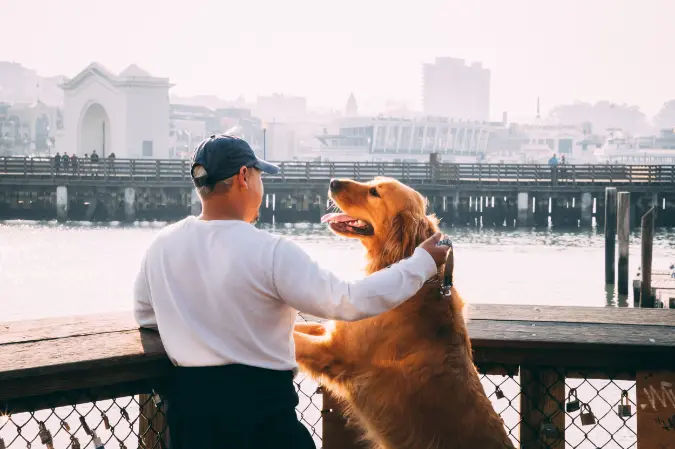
[133,135,452,449]
[548,153,559,184]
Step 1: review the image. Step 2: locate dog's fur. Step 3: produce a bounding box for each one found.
[294,177,514,449]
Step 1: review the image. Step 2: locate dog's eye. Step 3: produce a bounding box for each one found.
[369,187,380,198]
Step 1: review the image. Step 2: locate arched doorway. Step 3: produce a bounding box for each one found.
[79,103,111,157]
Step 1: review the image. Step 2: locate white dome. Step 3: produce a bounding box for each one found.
[119,64,151,78]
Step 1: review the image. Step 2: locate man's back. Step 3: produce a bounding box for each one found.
[135,216,296,369]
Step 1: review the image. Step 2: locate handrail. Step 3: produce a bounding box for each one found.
[1,305,674,449]
[1,157,674,186]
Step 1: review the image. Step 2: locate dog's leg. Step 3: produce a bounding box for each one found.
[294,321,328,336]
[294,331,353,382]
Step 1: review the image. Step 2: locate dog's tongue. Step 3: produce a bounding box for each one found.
[321,213,358,224]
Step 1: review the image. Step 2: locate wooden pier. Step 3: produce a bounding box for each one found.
[1,306,674,449]
[1,156,675,226]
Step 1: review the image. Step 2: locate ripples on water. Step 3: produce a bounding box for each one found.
[2,219,675,322]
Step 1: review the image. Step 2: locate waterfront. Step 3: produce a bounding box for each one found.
[2,220,675,323]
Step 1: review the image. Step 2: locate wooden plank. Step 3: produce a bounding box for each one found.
[468,304,675,327]
[0,329,167,379]
[0,311,136,345]
[2,317,674,383]
[636,371,675,449]
[468,320,675,349]
[139,393,170,449]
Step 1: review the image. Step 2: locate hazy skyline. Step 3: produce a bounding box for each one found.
[4,0,675,122]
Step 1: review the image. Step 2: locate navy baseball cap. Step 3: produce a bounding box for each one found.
[191,134,279,187]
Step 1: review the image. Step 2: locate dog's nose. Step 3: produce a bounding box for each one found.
[329,179,342,192]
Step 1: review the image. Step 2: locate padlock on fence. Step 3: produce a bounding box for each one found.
[61,420,70,432]
[119,442,127,449]
[617,390,632,418]
[79,416,93,436]
[0,437,5,449]
[580,404,596,426]
[70,435,81,449]
[38,421,54,449]
[539,421,560,440]
[102,412,111,430]
[120,408,130,422]
[152,389,163,408]
[566,388,580,413]
[495,386,505,400]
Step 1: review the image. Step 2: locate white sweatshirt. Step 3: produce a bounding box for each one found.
[133,216,437,370]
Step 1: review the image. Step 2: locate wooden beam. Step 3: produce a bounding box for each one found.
[519,367,565,449]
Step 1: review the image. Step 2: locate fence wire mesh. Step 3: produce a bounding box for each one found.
[0,368,638,449]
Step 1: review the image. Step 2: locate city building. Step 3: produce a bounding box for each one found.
[300,116,496,162]
[422,57,491,122]
[57,63,172,158]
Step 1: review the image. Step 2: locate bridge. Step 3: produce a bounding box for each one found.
[1,157,674,226]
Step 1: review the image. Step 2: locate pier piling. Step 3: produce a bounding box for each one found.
[617,192,631,295]
[640,207,655,308]
[604,188,617,284]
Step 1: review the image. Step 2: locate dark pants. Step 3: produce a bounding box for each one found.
[167,364,316,449]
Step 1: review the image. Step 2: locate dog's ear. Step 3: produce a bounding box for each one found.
[379,211,439,268]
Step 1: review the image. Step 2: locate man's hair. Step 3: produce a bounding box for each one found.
[193,165,234,198]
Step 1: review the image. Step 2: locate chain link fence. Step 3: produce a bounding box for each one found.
[0,367,638,449]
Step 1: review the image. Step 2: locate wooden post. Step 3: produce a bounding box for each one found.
[138,393,170,449]
[640,207,655,308]
[519,367,565,449]
[617,192,631,295]
[604,187,617,284]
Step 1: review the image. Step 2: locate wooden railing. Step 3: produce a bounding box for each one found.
[1,157,675,186]
[1,305,674,449]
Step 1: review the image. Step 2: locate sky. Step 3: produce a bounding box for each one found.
[3,0,675,122]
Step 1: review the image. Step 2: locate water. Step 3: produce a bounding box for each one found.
[2,220,672,448]
[3,220,675,322]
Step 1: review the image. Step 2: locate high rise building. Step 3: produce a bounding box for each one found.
[422,57,491,122]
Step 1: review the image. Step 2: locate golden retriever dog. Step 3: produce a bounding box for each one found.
[293,177,514,449]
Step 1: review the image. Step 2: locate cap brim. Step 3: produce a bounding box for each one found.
[253,158,280,175]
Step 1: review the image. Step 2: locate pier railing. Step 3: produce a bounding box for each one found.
[1,305,674,449]
[2,156,675,186]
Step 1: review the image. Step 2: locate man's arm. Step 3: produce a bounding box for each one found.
[133,254,158,330]
[272,237,438,321]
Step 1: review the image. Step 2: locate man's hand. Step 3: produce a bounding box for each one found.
[419,232,452,268]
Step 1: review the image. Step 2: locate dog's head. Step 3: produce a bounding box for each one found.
[321,177,439,272]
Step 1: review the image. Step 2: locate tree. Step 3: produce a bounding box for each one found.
[653,100,675,131]
[548,101,651,136]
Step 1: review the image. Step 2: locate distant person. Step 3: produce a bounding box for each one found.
[560,154,566,165]
[132,135,452,449]
[70,154,78,173]
[62,152,70,172]
[548,153,559,184]
[53,152,61,173]
[91,150,100,174]
[108,152,116,173]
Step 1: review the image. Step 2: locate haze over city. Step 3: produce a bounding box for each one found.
[4,0,675,122]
